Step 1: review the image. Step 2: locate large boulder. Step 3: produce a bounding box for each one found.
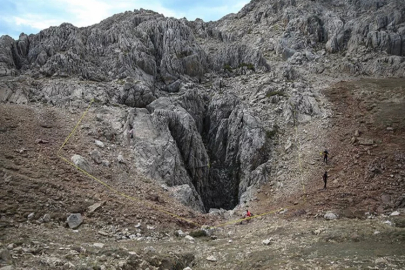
[118,81,156,107]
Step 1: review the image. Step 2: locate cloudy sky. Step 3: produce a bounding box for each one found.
[0,0,249,39]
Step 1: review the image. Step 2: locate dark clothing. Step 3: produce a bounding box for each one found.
[323,172,328,189]
[323,150,329,164]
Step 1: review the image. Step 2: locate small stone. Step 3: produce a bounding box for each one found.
[185,235,194,241]
[88,202,104,213]
[67,213,83,229]
[228,240,233,243]
[176,230,185,237]
[95,140,105,148]
[183,267,192,270]
[358,138,374,146]
[135,223,141,228]
[383,220,392,226]
[27,212,35,220]
[96,114,104,121]
[324,212,338,220]
[101,160,110,167]
[43,214,51,223]
[206,255,217,262]
[375,257,388,264]
[390,211,400,216]
[354,130,359,137]
[147,225,155,230]
[90,149,102,164]
[93,243,105,248]
[98,230,109,236]
[144,246,156,253]
[117,154,125,164]
[262,239,272,245]
[63,262,75,269]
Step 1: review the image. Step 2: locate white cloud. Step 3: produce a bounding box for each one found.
[1,0,249,38]
[13,16,62,30]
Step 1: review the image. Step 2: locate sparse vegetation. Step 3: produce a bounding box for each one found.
[189,229,208,238]
[239,62,255,71]
[223,64,233,72]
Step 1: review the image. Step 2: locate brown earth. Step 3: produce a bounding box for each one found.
[1,78,405,269]
[254,78,405,219]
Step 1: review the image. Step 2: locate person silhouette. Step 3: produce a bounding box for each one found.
[323,171,328,189]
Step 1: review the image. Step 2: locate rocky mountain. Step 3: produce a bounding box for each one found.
[1,0,405,215]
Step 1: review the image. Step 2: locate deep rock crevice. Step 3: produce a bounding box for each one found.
[148,92,270,211]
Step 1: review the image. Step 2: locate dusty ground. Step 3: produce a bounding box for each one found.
[1,78,405,269]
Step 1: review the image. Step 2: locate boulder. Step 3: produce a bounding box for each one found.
[67,213,83,229]
[119,82,155,108]
[71,155,92,173]
[324,212,338,220]
[90,149,102,164]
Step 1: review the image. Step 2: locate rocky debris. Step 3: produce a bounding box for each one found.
[88,202,104,214]
[324,212,338,220]
[117,154,125,164]
[206,255,217,262]
[27,212,34,220]
[101,160,110,167]
[262,238,272,245]
[71,154,92,173]
[0,249,12,265]
[175,230,185,237]
[390,211,400,216]
[118,81,156,107]
[185,235,195,242]
[42,214,51,223]
[95,140,105,148]
[93,243,105,248]
[35,139,49,144]
[168,184,205,212]
[67,213,83,229]
[90,149,102,164]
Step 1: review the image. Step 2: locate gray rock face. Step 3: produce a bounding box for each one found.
[205,94,269,209]
[168,184,205,212]
[1,0,404,213]
[0,10,208,84]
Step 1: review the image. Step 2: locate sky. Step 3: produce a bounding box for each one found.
[0,0,250,39]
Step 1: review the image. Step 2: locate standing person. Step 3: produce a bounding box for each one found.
[323,150,329,164]
[128,125,134,139]
[323,171,328,189]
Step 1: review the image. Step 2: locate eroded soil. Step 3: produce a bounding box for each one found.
[1,78,405,269]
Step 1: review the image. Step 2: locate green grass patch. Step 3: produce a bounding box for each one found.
[189,229,208,238]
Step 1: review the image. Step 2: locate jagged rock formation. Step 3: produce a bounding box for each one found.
[1,0,404,212]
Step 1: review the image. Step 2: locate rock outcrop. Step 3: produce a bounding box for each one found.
[1,0,404,212]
